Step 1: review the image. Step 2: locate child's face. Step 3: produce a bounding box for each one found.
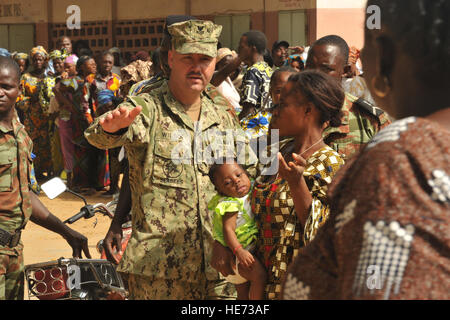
[270,71,294,105]
[291,61,302,72]
[214,163,251,198]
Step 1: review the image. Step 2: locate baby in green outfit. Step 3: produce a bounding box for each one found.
[208,159,267,300]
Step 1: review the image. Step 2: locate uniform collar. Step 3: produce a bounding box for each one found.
[0,109,22,135]
[161,81,220,131]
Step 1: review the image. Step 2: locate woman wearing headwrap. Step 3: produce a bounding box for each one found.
[12,52,29,75]
[82,51,120,192]
[16,46,53,180]
[12,52,30,123]
[53,55,104,194]
[50,54,80,189]
[38,50,69,179]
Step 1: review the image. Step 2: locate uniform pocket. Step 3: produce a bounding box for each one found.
[151,139,190,189]
[0,158,13,192]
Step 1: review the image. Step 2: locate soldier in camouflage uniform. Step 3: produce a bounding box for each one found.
[305,35,391,160]
[85,20,257,300]
[102,17,241,291]
[0,56,91,300]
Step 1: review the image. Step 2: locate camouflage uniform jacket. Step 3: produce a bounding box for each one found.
[85,81,256,282]
[0,110,33,256]
[324,93,391,160]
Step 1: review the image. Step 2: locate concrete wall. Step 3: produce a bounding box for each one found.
[1,0,368,53]
[116,0,186,20]
[0,0,48,23]
[51,0,112,23]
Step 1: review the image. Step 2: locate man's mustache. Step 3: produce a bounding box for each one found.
[187,72,204,79]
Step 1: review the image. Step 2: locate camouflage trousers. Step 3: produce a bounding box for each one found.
[127,274,237,300]
[0,253,24,300]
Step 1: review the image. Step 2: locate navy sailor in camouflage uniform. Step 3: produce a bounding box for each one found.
[85,20,257,300]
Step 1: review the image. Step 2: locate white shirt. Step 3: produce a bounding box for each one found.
[216,77,242,113]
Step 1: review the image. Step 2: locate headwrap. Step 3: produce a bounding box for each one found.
[0,48,11,57]
[65,54,79,66]
[30,46,48,59]
[97,89,121,107]
[49,49,68,61]
[284,54,305,70]
[108,47,120,54]
[13,52,28,61]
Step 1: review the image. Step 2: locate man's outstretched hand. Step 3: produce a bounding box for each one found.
[100,105,142,133]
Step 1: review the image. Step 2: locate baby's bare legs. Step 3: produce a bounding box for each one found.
[238,259,267,300]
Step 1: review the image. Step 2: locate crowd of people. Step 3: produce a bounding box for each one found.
[2,39,154,196]
[0,0,448,301]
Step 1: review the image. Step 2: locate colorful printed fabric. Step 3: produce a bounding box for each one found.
[38,75,61,113]
[16,73,52,177]
[49,50,67,61]
[60,76,109,189]
[208,193,259,249]
[29,153,40,194]
[302,146,345,244]
[251,142,344,300]
[324,92,391,160]
[83,72,121,117]
[240,61,273,110]
[240,109,272,140]
[283,54,304,70]
[12,52,28,61]
[30,46,48,60]
[97,89,116,107]
[283,117,450,300]
[64,54,78,65]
